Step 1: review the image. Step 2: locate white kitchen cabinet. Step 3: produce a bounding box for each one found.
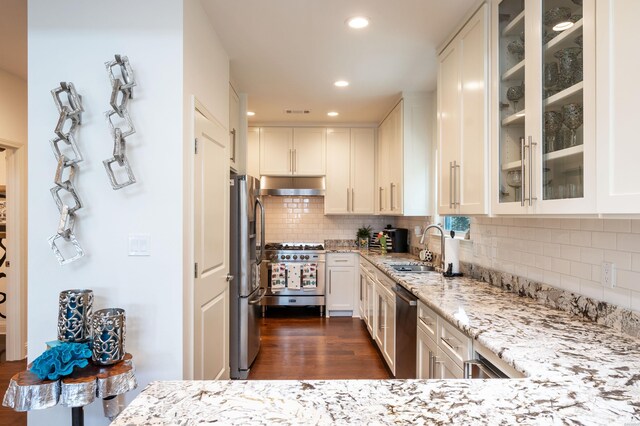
[326,253,357,317]
[417,326,438,379]
[492,0,596,215]
[376,95,433,216]
[359,265,367,320]
[374,277,396,375]
[596,0,640,214]
[325,128,375,215]
[260,127,293,175]
[229,84,240,172]
[293,128,326,176]
[438,3,490,216]
[247,127,260,178]
[416,301,471,380]
[259,127,326,176]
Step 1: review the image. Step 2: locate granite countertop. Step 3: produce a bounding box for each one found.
[112,252,640,425]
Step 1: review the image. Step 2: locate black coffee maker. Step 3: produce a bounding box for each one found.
[382,225,409,253]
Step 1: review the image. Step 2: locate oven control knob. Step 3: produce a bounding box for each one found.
[293,255,298,260]
[304,255,310,260]
[280,255,285,260]
[286,255,291,260]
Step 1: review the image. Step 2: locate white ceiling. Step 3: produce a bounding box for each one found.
[202,0,476,124]
[0,0,27,80]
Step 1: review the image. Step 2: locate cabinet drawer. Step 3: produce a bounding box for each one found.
[439,317,471,369]
[437,347,464,379]
[328,253,356,267]
[417,301,438,342]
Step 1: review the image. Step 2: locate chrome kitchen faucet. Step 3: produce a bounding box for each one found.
[420,224,445,273]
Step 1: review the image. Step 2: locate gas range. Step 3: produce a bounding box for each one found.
[264,242,325,262]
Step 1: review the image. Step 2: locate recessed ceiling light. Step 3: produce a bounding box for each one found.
[552,21,574,31]
[327,112,339,117]
[334,80,349,87]
[347,16,369,29]
[247,111,255,116]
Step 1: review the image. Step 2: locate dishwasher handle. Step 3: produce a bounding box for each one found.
[463,359,505,379]
[392,286,417,306]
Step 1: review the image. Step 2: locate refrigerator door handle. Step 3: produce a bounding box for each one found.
[255,198,266,266]
[248,288,267,305]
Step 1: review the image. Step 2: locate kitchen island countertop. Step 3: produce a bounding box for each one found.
[112,252,640,425]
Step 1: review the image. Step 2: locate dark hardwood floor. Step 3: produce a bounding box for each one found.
[0,335,26,426]
[248,307,392,380]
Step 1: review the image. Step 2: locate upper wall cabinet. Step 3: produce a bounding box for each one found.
[491,0,596,215]
[247,127,260,178]
[325,128,375,215]
[596,0,640,214]
[259,127,327,176]
[229,84,240,172]
[438,4,490,216]
[376,95,433,217]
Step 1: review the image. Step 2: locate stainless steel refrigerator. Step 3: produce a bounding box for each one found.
[229,174,265,379]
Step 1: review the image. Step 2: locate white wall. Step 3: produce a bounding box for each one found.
[182,0,230,379]
[28,1,183,425]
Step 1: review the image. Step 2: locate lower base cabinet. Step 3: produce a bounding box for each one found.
[326,253,357,317]
[416,301,469,379]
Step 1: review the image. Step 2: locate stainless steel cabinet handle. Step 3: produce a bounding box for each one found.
[289,149,292,172]
[293,149,297,173]
[419,316,433,327]
[449,162,453,209]
[455,162,461,207]
[379,187,384,211]
[329,274,332,294]
[230,128,236,163]
[390,183,395,211]
[428,351,434,379]
[351,188,355,212]
[530,138,537,206]
[347,188,350,212]
[442,336,460,350]
[520,137,525,207]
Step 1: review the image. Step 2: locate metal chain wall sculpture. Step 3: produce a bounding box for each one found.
[103,55,137,190]
[48,82,85,265]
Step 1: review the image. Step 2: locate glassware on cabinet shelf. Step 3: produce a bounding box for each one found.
[544,62,559,98]
[562,103,583,147]
[506,170,523,202]
[554,47,582,90]
[506,84,524,113]
[544,111,563,153]
[507,40,525,61]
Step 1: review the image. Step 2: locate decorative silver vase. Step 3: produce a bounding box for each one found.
[57,289,93,342]
[91,308,126,365]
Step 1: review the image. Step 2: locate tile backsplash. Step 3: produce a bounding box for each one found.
[464,217,640,313]
[263,196,392,243]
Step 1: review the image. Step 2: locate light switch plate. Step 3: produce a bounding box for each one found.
[129,233,151,256]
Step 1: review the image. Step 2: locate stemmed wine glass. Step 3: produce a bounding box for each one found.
[544,62,559,99]
[544,111,564,153]
[562,103,583,147]
[506,170,522,202]
[506,83,524,114]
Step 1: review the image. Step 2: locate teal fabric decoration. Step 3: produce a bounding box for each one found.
[30,342,92,380]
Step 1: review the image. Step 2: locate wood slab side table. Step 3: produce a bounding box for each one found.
[2,353,137,426]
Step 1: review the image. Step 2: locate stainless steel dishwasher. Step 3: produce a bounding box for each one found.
[393,284,418,378]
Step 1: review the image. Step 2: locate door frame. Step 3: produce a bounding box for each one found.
[0,137,27,360]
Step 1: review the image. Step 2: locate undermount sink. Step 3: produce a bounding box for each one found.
[391,264,437,273]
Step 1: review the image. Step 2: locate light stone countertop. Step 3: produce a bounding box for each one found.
[111,252,640,425]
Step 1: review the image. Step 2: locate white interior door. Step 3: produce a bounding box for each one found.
[194,110,230,380]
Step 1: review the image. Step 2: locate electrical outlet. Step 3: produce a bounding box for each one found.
[602,262,616,288]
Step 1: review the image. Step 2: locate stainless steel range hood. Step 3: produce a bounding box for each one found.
[259,176,325,196]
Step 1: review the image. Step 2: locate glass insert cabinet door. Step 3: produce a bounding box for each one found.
[495,0,594,214]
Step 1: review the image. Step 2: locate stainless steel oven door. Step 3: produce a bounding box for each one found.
[261,261,325,296]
